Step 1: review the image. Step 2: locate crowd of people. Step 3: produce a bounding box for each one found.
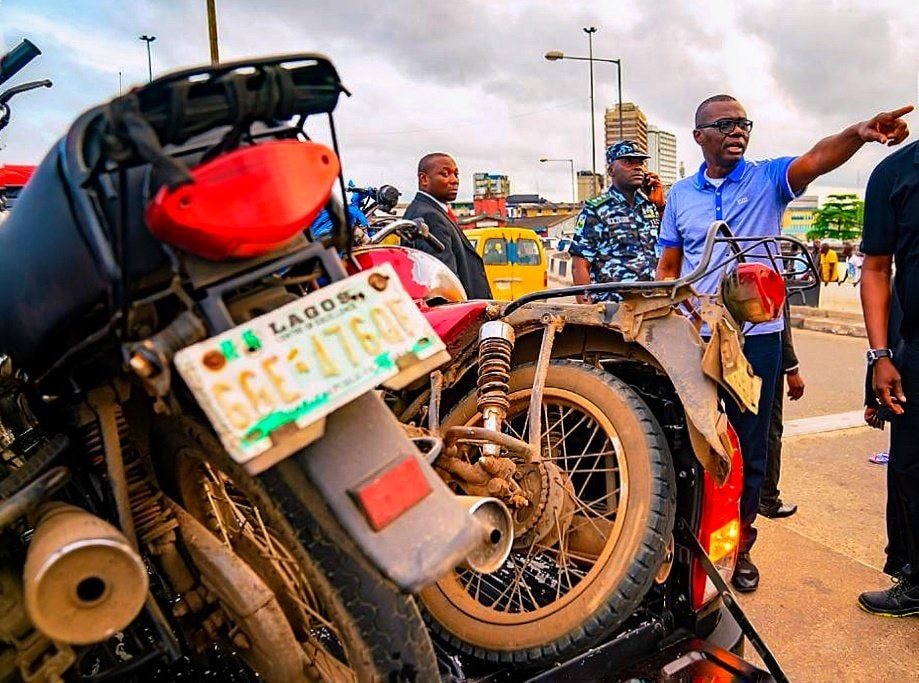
[403,94,915,617]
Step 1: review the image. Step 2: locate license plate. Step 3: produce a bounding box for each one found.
[175,263,449,472]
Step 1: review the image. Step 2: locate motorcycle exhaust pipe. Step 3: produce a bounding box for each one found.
[458,496,513,574]
[23,502,148,645]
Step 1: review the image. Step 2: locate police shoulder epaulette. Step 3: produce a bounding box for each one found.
[585,192,611,209]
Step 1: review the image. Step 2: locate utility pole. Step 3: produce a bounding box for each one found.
[206,0,220,64]
[139,35,156,82]
[583,26,598,193]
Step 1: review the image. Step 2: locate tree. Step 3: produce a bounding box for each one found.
[806,193,864,242]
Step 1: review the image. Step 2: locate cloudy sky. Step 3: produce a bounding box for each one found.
[1,0,917,202]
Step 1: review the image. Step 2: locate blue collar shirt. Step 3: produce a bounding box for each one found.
[657,156,801,335]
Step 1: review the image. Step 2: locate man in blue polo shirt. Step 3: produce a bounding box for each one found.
[657,94,912,593]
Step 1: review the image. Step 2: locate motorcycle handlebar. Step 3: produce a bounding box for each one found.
[502,221,818,315]
[367,218,446,253]
[0,79,52,105]
[0,40,41,89]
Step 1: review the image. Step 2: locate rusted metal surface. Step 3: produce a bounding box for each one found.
[23,502,148,646]
[87,387,137,548]
[527,316,563,455]
[499,299,736,482]
[428,370,443,433]
[699,301,761,414]
[171,501,308,682]
[0,466,69,531]
[0,564,75,683]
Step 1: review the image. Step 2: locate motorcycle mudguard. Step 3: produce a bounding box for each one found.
[260,390,481,592]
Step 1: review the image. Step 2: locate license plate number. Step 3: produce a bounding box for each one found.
[175,264,447,470]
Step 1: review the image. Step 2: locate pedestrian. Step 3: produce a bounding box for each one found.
[819,243,839,284]
[405,153,492,299]
[859,135,919,617]
[569,141,666,303]
[656,94,912,593]
[759,304,804,520]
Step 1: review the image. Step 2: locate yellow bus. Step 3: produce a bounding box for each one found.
[464,227,547,301]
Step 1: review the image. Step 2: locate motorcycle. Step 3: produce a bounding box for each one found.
[0,53,510,682]
[348,213,817,675]
[0,39,50,218]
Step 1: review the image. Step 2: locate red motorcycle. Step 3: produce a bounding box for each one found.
[349,219,815,681]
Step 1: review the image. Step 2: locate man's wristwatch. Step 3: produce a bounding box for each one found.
[866,348,893,365]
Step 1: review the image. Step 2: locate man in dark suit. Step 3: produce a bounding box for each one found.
[404,153,492,299]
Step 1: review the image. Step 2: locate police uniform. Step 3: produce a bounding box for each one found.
[569,141,660,302]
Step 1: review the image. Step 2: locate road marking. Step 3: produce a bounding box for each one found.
[784,410,866,437]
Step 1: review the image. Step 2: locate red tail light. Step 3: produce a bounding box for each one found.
[721,263,786,324]
[543,269,548,287]
[146,140,340,261]
[691,422,743,610]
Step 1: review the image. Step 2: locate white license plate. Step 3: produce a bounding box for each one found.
[175,263,448,472]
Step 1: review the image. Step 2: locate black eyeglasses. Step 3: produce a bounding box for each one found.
[696,118,754,135]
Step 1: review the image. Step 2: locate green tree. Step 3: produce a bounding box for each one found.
[806,193,864,242]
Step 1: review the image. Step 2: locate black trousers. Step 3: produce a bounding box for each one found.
[760,377,784,510]
[723,333,783,555]
[888,339,919,580]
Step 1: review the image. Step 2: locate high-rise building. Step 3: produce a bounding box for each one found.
[577,171,604,202]
[604,102,648,153]
[473,172,510,199]
[647,125,678,186]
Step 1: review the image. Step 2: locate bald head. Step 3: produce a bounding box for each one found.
[694,94,739,127]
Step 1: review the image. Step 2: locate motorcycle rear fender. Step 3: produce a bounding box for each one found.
[503,301,733,485]
[268,390,481,592]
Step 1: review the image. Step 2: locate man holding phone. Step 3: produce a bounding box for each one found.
[569,141,666,303]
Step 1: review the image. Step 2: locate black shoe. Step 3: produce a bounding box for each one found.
[858,578,919,617]
[731,553,759,593]
[758,502,798,519]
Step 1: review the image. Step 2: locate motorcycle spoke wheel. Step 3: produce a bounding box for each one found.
[183,460,356,682]
[423,360,675,666]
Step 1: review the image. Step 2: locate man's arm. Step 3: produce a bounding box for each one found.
[571,256,592,304]
[781,304,805,400]
[787,105,913,193]
[656,246,683,280]
[861,255,904,414]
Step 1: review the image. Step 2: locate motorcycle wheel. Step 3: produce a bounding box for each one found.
[422,360,675,666]
[154,415,438,682]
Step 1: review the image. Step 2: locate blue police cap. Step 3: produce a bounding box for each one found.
[606,140,651,164]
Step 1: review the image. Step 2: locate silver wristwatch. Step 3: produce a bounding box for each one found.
[866,348,893,365]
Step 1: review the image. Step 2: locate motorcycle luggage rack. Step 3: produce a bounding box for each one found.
[503,221,818,316]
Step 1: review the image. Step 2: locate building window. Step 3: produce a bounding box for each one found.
[559,260,567,277]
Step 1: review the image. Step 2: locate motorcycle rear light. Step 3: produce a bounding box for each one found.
[691,422,743,611]
[146,140,340,261]
[351,456,432,531]
[721,262,786,324]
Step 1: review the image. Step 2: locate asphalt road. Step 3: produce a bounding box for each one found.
[737,329,918,682]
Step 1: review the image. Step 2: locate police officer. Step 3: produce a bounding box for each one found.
[569,141,665,302]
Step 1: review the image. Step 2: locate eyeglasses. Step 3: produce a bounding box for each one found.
[696,118,754,135]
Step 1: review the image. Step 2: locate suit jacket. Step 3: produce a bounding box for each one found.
[403,192,492,299]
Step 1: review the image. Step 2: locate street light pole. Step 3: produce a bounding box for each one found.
[539,158,576,204]
[583,27,598,191]
[206,0,220,64]
[545,39,623,196]
[139,34,156,82]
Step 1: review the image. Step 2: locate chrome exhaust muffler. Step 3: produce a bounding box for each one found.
[23,502,148,645]
[458,496,514,574]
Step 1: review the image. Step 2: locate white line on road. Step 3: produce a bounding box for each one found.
[784,410,867,437]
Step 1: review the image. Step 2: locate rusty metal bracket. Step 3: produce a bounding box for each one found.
[700,302,761,414]
[527,315,563,456]
[428,370,443,434]
[614,291,687,342]
[0,466,70,532]
[675,518,788,683]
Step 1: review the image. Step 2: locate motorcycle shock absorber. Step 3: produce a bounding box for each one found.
[476,321,515,456]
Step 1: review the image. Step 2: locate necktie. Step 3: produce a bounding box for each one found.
[447,207,458,224]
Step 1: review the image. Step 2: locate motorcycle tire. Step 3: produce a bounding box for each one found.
[153,415,438,682]
[422,360,676,666]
